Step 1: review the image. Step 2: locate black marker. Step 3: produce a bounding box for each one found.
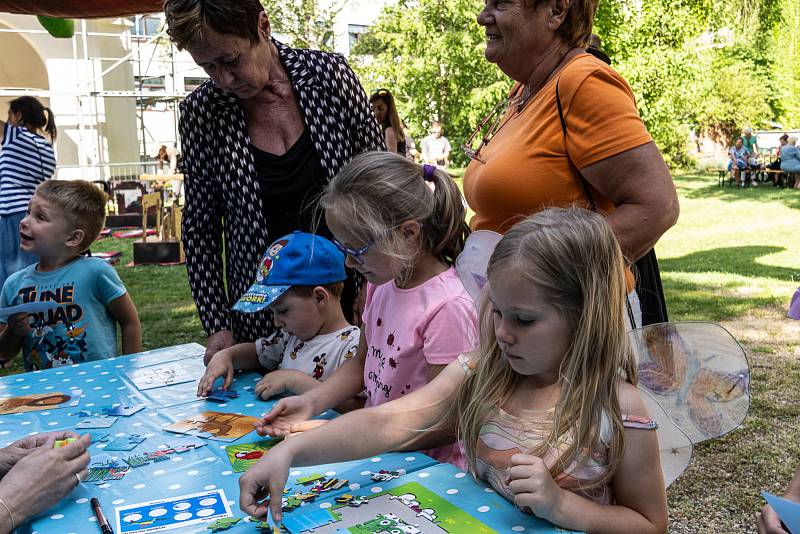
[91,497,113,534]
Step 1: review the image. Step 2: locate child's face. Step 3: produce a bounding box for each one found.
[325,211,395,285]
[19,195,75,258]
[488,269,571,382]
[268,290,326,341]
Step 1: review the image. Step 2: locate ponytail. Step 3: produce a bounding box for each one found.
[43,108,57,142]
[7,96,56,142]
[424,164,470,265]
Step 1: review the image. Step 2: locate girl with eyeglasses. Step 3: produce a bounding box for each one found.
[254,151,478,468]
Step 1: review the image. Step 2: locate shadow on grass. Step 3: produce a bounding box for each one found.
[662,275,785,322]
[678,173,800,210]
[659,245,798,281]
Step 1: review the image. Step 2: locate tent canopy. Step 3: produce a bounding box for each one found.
[0,1,162,18]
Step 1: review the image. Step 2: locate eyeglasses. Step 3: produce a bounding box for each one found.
[331,237,374,265]
[461,95,522,164]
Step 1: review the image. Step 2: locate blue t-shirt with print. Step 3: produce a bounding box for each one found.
[0,257,127,371]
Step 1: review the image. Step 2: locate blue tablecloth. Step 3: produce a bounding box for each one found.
[0,344,569,533]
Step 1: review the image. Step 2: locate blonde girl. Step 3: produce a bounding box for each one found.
[240,208,667,533]
[255,151,478,467]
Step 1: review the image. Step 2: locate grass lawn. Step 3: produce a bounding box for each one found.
[0,170,798,532]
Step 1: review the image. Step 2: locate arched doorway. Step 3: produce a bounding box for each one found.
[0,21,50,110]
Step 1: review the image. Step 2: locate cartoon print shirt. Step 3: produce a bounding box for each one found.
[0,257,127,371]
[255,325,360,381]
[362,266,477,468]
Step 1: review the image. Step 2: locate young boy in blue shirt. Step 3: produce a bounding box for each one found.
[197,232,360,400]
[0,180,141,370]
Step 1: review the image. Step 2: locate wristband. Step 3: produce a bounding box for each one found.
[0,498,15,531]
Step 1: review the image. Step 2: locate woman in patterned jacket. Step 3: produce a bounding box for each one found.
[164,0,385,363]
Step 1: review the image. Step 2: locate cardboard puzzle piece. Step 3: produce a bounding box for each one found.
[225,439,281,473]
[101,403,145,417]
[105,434,146,451]
[122,437,207,468]
[53,437,76,448]
[370,469,403,482]
[207,388,239,401]
[163,411,259,442]
[0,390,81,415]
[206,517,241,532]
[76,416,118,429]
[87,431,111,444]
[126,362,195,391]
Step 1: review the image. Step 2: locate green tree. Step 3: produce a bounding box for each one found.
[261,0,344,52]
[350,0,509,166]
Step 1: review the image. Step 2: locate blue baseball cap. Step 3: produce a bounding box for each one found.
[232,232,347,313]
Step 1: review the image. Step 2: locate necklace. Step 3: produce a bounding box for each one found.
[516,46,577,113]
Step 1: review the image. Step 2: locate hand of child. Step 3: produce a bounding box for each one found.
[204,329,235,365]
[196,350,234,397]
[7,313,30,337]
[507,453,563,521]
[238,442,293,521]
[254,370,297,400]
[255,396,314,437]
[757,504,790,534]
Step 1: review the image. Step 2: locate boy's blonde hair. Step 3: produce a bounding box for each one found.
[320,151,470,285]
[455,208,637,489]
[35,180,108,252]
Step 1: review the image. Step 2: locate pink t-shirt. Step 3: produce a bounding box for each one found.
[362,266,478,468]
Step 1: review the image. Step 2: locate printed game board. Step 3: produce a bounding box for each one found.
[126,362,195,390]
[115,489,232,533]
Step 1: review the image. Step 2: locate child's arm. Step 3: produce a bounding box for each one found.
[197,343,261,396]
[758,465,800,533]
[508,383,667,534]
[254,370,321,399]
[256,334,369,437]
[239,359,465,521]
[107,293,141,355]
[0,314,29,361]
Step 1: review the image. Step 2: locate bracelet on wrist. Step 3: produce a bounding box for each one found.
[0,497,16,531]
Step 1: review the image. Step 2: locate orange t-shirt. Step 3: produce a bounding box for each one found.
[462,53,653,234]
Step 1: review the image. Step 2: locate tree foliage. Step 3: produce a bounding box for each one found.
[260,0,342,51]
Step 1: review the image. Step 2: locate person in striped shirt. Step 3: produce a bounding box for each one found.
[0,96,57,289]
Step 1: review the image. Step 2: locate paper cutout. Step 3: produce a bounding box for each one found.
[224,439,280,473]
[126,362,195,391]
[0,300,59,319]
[0,391,79,415]
[77,416,118,429]
[206,517,241,532]
[163,411,259,442]
[122,437,206,468]
[762,492,800,534]
[115,489,233,533]
[87,431,111,444]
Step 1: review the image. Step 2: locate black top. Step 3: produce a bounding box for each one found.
[250,129,330,240]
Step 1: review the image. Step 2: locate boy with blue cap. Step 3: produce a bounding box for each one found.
[197,232,360,400]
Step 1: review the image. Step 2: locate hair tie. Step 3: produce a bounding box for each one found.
[423,164,436,182]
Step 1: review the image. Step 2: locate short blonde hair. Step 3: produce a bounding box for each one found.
[788,136,797,145]
[35,180,107,252]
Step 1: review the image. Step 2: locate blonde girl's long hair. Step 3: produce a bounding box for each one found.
[455,208,637,489]
[320,151,470,285]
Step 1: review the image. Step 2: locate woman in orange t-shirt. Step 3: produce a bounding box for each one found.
[462,0,679,324]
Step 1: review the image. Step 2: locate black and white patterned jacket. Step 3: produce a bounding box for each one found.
[179,39,385,342]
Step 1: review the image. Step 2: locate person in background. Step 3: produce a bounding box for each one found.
[421,121,452,167]
[767,134,788,171]
[0,96,57,290]
[0,432,90,533]
[369,89,407,156]
[163,0,384,365]
[779,136,800,189]
[729,137,749,187]
[0,180,141,370]
[154,145,170,175]
[742,127,759,157]
[197,232,360,401]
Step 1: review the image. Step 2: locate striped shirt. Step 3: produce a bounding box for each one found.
[0,123,56,216]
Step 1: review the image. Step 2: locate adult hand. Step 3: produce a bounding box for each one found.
[204,330,235,365]
[0,430,81,477]
[254,370,300,400]
[757,504,790,533]
[255,396,314,437]
[239,443,293,521]
[7,313,30,337]
[197,350,234,397]
[0,434,89,525]
[507,454,563,521]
